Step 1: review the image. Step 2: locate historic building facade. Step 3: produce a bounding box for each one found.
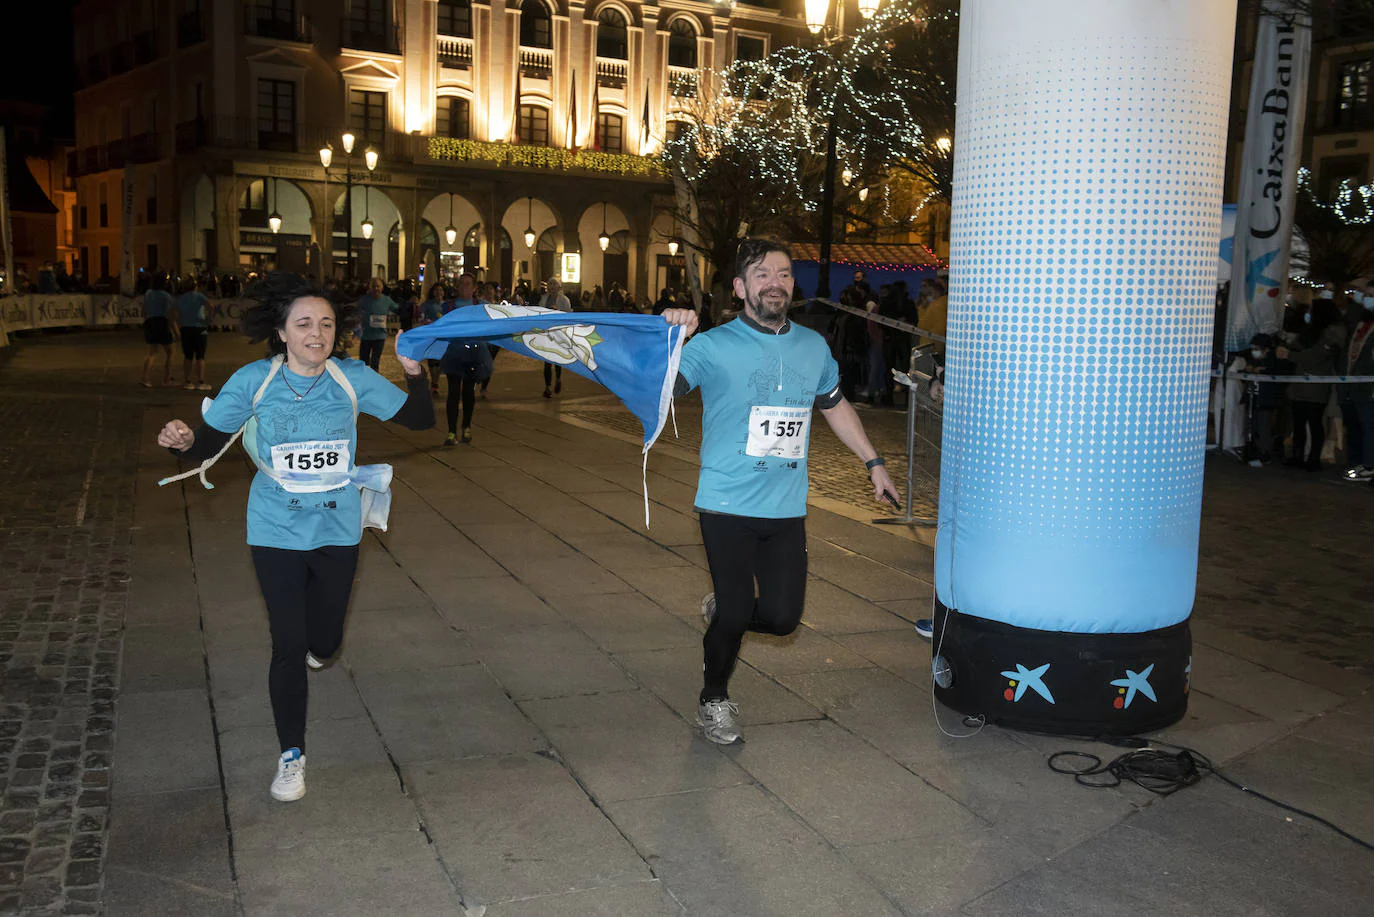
[71,0,813,297]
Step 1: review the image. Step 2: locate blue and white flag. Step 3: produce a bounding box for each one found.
[398,301,686,453]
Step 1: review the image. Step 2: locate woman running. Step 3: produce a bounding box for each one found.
[156,273,434,802]
[440,273,491,444]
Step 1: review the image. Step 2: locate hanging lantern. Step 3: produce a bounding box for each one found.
[268,212,282,233]
[318,144,333,168]
[804,0,830,34]
[598,231,611,252]
[857,0,880,19]
[364,148,379,171]
[445,225,458,246]
[361,218,374,240]
[341,131,356,154]
[668,239,679,257]
[524,227,536,248]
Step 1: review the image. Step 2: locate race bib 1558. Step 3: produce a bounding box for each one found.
[269,439,352,493]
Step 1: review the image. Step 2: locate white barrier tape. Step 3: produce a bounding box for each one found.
[801,298,947,342]
[1211,369,1374,383]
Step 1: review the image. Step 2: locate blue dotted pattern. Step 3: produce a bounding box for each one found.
[935,37,1231,634]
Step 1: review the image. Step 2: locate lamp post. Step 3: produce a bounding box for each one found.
[267,177,282,234]
[318,130,378,282]
[444,193,458,247]
[598,201,611,252]
[810,0,881,300]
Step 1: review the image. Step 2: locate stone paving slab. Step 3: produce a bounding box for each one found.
[5,333,1373,915]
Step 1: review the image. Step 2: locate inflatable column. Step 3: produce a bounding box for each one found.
[933,0,1235,735]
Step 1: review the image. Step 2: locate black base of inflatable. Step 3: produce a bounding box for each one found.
[930,600,1191,736]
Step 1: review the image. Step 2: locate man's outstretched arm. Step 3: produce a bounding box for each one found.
[820,399,900,505]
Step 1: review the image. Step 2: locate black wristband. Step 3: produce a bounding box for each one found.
[865,457,885,470]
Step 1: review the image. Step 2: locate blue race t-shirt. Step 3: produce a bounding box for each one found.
[175,291,209,327]
[203,358,408,549]
[421,300,443,323]
[358,294,398,341]
[143,289,171,319]
[677,318,840,519]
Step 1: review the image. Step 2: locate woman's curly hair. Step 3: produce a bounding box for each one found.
[241,273,356,359]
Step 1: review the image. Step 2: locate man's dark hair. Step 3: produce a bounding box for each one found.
[735,239,793,282]
[241,272,356,359]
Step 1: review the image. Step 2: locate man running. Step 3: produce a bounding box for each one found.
[662,239,899,745]
[356,277,399,371]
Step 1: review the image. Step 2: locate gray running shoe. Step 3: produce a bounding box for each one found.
[270,748,306,802]
[697,698,742,745]
[306,651,325,671]
[701,592,716,626]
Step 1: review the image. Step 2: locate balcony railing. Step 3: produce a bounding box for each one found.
[127,132,160,163]
[105,139,127,170]
[668,65,697,99]
[343,23,399,54]
[424,136,667,178]
[596,57,628,87]
[109,41,134,75]
[134,30,158,66]
[171,117,415,163]
[245,7,314,43]
[176,118,208,154]
[178,10,204,46]
[519,46,554,77]
[437,35,473,69]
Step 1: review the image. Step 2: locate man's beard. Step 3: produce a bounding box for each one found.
[745,287,790,325]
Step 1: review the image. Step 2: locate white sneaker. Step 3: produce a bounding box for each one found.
[701,592,716,627]
[305,651,325,671]
[1343,465,1374,481]
[697,698,742,745]
[270,748,306,802]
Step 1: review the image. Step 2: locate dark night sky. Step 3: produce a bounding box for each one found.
[0,1,78,134]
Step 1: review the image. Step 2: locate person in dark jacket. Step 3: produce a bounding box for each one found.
[1340,292,1374,482]
[1278,298,1346,471]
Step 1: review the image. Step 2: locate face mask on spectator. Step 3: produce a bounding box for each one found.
[1303,311,1312,324]
[1250,348,1264,359]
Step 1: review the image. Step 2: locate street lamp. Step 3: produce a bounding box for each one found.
[857,0,881,19]
[267,177,282,234]
[668,239,679,257]
[804,0,830,33]
[936,135,952,153]
[523,197,536,249]
[319,131,380,281]
[444,193,458,247]
[598,202,611,252]
[361,187,374,241]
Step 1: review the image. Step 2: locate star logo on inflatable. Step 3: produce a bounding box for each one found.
[1245,249,1281,302]
[999,663,1054,704]
[1109,664,1157,710]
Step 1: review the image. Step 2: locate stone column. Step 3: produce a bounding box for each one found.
[932,0,1236,735]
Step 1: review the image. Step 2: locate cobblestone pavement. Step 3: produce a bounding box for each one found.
[0,341,143,914]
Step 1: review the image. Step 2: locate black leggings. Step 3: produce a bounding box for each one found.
[698,512,807,703]
[251,544,360,753]
[446,374,476,433]
[359,338,385,370]
[1290,401,1325,464]
[543,363,562,388]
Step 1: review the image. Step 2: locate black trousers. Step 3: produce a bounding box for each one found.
[698,512,808,702]
[446,374,476,433]
[543,363,562,387]
[251,544,360,753]
[359,338,385,370]
[1290,401,1325,465]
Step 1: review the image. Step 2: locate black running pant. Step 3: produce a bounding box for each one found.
[699,512,807,703]
[251,544,360,753]
[359,338,385,370]
[446,375,476,433]
[1290,401,1325,464]
[543,363,562,388]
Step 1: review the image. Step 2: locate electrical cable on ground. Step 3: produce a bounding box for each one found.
[1047,736,1374,852]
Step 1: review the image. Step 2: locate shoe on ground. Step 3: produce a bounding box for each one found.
[183,382,196,391]
[914,618,934,640]
[542,388,552,398]
[196,383,212,391]
[139,380,152,388]
[270,748,306,802]
[460,427,472,444]
[1344,465,1374,481]
[701,592,716,627]
[306,651,325,671]
[697,698,742,745]
[443,432,457,447]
